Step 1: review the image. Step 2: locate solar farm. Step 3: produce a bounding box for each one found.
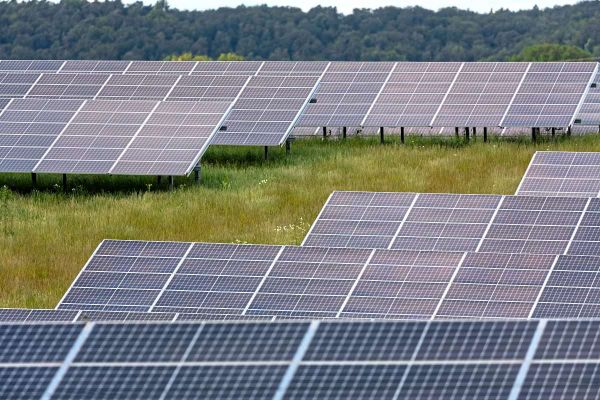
[2,60,600,399]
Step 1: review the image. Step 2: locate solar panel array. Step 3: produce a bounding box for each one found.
[574,62,600,126]
[517,151,600,198]
[46,239,599,320]
[303,191,599,256]
[3,318,600,399]
[0,98,229,175]
[0,60,598,176]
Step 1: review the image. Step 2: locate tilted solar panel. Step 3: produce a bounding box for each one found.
[1,318,600,399]
[0,98,230,175]
[517,151,600,197]
[303,191,600,257]
[501,62,597,128]
[52,239,600,320]
[213,71,325,146]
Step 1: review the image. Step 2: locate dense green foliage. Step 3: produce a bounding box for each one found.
[510,43,594,61]
[1,0,600,61]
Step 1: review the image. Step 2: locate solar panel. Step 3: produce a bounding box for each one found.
[574,63,600,126]
[0,98,230,175]
[303,191,600,257]
[296,61,395,127]
[362,62,464,127]
[517,151,600,197]
[212,71,325,146]
[0,71,250,102]
[501,62,597,128]
[2,319,600,399]
[52,239,600,320]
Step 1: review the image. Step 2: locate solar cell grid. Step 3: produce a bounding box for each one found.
[58,238,600,321]
[363,62,464,127]
[213,71,323,145]
[0,96,231,175]
[502,62,596,127]
[4,319,600,398]
[305,191,600,257]
[517,151,600,197]
[297,61,394,127]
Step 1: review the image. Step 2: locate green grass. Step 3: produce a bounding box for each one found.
[1,134,600,309]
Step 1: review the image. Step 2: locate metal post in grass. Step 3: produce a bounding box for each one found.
[464,127,470,142]
[342,126,347,140]
[31,173,37,188]
[567,126,572,137]
[551,127,556,137]
[483,127,488,143]
[455,127,459,138]
[379,126,384,144]
[285,139,291,155]
[193,164,201,185]
[472,127,477,140]
[62,174,67,192]
[264,146,269,160]
[400,127,405,144]
[157,176,162,186]
[168,176,174,191]
[531,127,537,143]
[322,126,327,139]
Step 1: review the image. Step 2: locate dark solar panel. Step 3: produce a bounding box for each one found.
[0,319,597,399]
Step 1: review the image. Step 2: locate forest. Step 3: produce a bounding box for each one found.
[0,0,599,61]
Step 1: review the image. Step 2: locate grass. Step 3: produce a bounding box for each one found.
[1,133,600,309]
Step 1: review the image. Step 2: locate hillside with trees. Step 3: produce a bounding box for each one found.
[1,0,600,61]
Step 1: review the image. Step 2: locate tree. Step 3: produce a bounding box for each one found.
[164,52,245,61]
[510,43,594,61]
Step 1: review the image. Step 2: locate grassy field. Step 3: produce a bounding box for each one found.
[1,134,600,309]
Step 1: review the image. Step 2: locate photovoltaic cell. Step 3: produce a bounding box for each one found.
[517,151,600,197]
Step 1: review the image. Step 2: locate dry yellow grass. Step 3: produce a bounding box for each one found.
[1,134,600,308]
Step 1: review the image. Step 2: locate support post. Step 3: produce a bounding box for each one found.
[157,176,162,186]
[567,126,572,136]
[342,126,347,140]
[285,139,291,155]
[193,165,201,185]
[455,127,459,138]
[264,146,268,160]
[472,127,477,139]
[31,173,37,188]
[464,127,470,141]
[483,127,488,143]
[168,176,174,191]
[62,174,67,192]
[531,127,537,143]
[379,126,384,144]
[400,127,405,144]
[551,127,556,137]
[322,126,327,139]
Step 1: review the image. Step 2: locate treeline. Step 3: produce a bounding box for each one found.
[1,0,600,61]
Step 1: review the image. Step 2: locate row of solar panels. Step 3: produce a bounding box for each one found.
[3,318,600,399]
[0,152,598,322]
[0,61,598,176]
[3,150,600,398]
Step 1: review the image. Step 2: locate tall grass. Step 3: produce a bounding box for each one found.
[1,134,599,308]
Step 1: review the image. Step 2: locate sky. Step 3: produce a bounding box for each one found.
[153,0,581,14]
